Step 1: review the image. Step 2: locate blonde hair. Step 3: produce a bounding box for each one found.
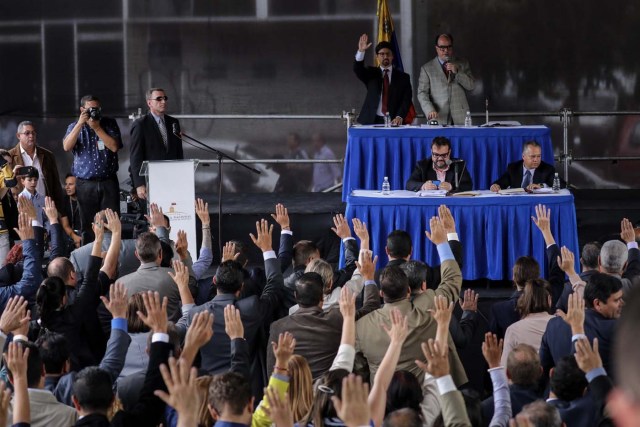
[288,355,314,422]
[305,259,333,294]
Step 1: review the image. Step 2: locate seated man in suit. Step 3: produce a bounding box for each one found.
[406,136,473,192]
[490,140,563,192]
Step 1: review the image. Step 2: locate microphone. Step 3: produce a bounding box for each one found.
[446,159,464,166]
[443,56,452,82]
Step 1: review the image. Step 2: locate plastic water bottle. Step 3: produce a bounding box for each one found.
[384,112,391,128]
[382,176,391,195]
[552,173,561,192]
[464,111,472,127]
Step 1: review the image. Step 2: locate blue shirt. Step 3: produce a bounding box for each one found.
[19,189,46,226]
[65,117,122,179]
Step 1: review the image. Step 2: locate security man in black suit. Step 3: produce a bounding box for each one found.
[129,88,184,202]
[490,140,563,192]
[353,34,413,125]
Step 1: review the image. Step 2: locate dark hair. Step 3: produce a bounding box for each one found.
[584,272,623,309]
[383,408,423,427]
[303,368,350,427]
[146,87,166,100]
[295,272,324,308]
[431,136,451,151]
[375,41,393,54]
[160,240,174,268]
[522,140,542,154]
[214,260,244,294]
[512,256,540,289]
[386,230,412,258]
[72,367,114,413]
[36,276,67,328]
[22,167,39,179]
[36,331,70,375]
[127,293,149,333]
[580,242,601,270]
[506,344,542,386]
[145,322,181,356]
[517,279,551,318]
[46,257,75,282]
[380,265,409,302]
[0,149,10,158]
[550,356,587,401]
[65,173,75,180]
[433,33,454,45]
[399,260,429,292]
[80,94,100,107]
[208,372,252,416]
[7,341,42,388]
[229,240,249,266]
[385,371,423,416]
[293,240,318,267]
[135,232,161,263]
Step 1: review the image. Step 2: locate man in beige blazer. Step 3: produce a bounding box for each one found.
[418,33,475,125]
[355,215,468,387]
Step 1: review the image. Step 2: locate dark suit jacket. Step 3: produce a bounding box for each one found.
[539,310,617,376]
[489,290,522,340]
[406,158,473,192]
[9,142,65,209]
[353,60,412,125]
[266,282,380,380]
[492,160,563,190]
[129,113,184,188]
[548,395,600,427]
[481,384,541,427]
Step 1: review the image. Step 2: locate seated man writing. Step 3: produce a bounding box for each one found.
[406,136,473,192]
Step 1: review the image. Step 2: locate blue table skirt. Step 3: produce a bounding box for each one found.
[344,191,579,281]
[342,126,554,201]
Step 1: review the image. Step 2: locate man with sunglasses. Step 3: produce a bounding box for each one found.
[129,88,184,203]
[417,33,475,125]
[406,136,473,192]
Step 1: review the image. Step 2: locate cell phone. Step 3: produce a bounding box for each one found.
[432,180,441,187]
[16,166,34,176]
[0,156,6,167]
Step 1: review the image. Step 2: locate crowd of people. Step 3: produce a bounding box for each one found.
[0,184,635,427]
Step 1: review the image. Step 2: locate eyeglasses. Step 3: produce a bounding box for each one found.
[436,45,453,50]
[432,151,450,159]
[377,51,393,57]
[20,131,37,136]
[151,96,168,102]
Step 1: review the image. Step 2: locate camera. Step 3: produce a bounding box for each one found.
[86,107,102,121]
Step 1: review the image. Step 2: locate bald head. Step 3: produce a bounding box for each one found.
[506,344,542,386]
[47,257,75,286]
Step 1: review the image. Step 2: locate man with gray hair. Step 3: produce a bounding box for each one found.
[490,141,563,192]
[514,400,563,427]
[598,221,640,297]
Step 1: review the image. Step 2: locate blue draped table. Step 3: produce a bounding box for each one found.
[344,190,579,281]
[342,125,554,201]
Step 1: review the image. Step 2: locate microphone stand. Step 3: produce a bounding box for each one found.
[454,164,459,191]
[174,130,261,257]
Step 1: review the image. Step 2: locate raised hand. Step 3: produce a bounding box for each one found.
[339,286,356,320]
[620,218,635,244]
[145,203,165,229]
[562,292,585,335]
[100,282,128,319]
[331,214,351,240]
[331,374,370,427]
[272,332,296,369]
[416,339,450,378]
[574,338,602,374]
[358,33,372,52]
[137,291,168,334]
[556,246,577,276]
[270,203,290,230]
[459,289,479,312]
[104,208,122,235]
[532,204,555,245]
[221,241,238,263]
[263,389,294,427]
[43,196,59,224]
[250,219,273,252]
[13,212,34,241]
[155,357,201,427]
[429,295,454,328]
[175,230,188,259]
[168,259,190,291]
[17,196,36,221]
[0,296,29,335]
[5,341,29,382]
[224,305,244,340]
[354,250,377,281]
[195,198,210,226]
[481,332,503,369]
[425,216,446,245]
[352,218,370,250]
[92,212,105,242]
[382,308,409,345]
[185,311,214,350]
[438,205,456,234]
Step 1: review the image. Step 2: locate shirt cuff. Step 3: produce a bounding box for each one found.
[111,318,128,333]
[152,333,169,343]
[0,331,6,339]
[436,242,454,262]
[586,367,607,382]
[488,366,505,375]
[272,372,290,382]
[364,280,376,286]
[12,334,29,343]
[628,242,638,249]
[31,220,42,228]
[281,230,292,236]
[435,375,457,395]
[571,333,587,342]
[182,303,195,316]
[343,237,355,243]
[447,233,459,241]
[263,250,277,260]
[355,50,365,61]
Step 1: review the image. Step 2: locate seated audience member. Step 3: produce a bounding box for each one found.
[514,400,563,427]
[555,241,600,313]
[60,173,82,251]
[489,256,540,340]
[490,140,564,192]
[482,343,543,424]
[356,216,467,386]
[311,133,341,192]
[501,279,554,367]
[540,273,623,375]
[406,136,473,192]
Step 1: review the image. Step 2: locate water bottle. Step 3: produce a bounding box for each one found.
[552,173,561,192]
[384,112,391,128]
[382,176,391,195]
[464,111,472,127]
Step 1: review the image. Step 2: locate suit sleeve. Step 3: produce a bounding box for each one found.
[406,162,427,191]
[417,65,436,115]
[623,247,640,280]
[453,60,475,91]
[99,327,132,383]
[434,259,462,304]
[277,232,293,274]
[546,243,565,306]
[333,239,359,290]
[492,169,512,189]
[353,59,370,86]
[394,74,413,121]
[440,390,473,427]
[230,337,251,380]
[129,119,146,188]
[355,283,381,320]
[260,257,284,314]
[46,153,65,211]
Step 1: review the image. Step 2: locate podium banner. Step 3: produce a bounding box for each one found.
[148,160,198,256]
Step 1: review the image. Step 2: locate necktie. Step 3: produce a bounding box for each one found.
[522,170,532,188]
[158,118,168,148]
[382,69,389,115]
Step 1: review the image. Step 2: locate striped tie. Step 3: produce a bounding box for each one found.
[158,118,168,148]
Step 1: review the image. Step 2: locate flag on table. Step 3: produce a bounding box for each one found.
[376,0,416,124]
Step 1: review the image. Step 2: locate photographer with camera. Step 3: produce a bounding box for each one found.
[63,95,122,245]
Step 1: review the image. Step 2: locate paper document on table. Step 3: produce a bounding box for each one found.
[498,188,527,195]
[418,190,448,197]
[531,187,554,194]
[452,191,481,197]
